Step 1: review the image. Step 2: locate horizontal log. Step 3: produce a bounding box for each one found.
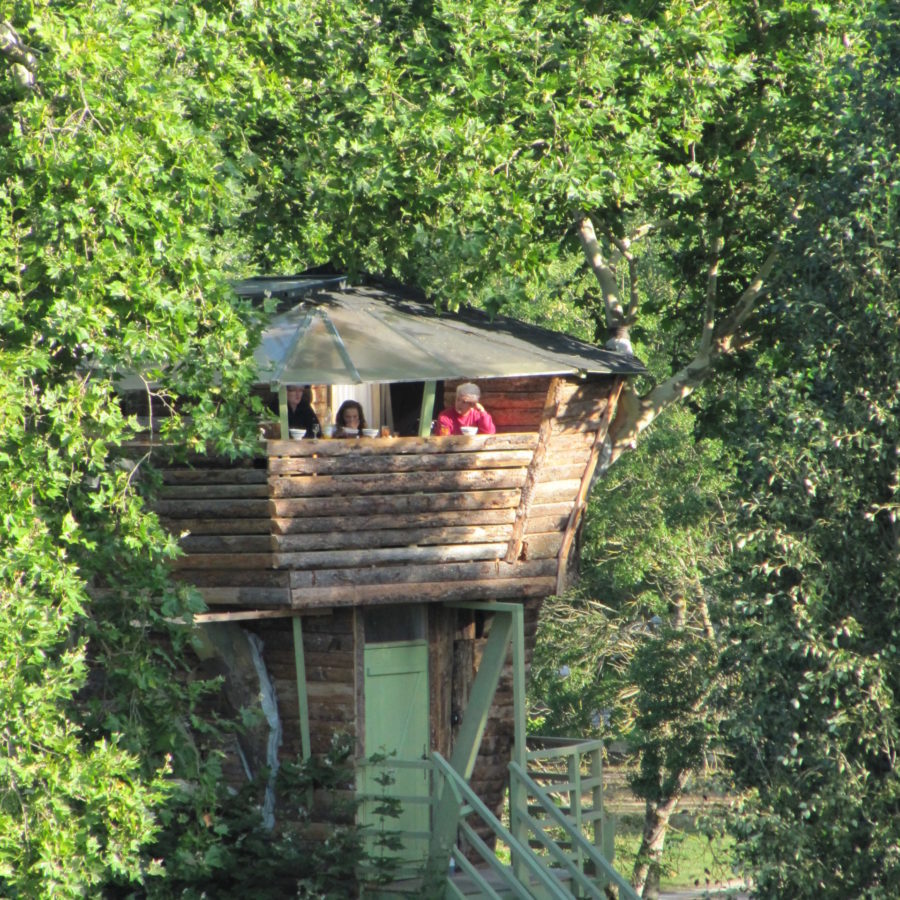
[272,489,521,518]
[289,557,556,588]
[268,433,537,458]
[476,395,547,410]
[172,568,290,588]
[154,498,271,518]
[275,542,506,569]
[172,552,276,570]
[190,607,299,622]
[160,468,268,485]
[270,468,527,499]
[306,665,355,684]
[306,682,355,702]
[525,514,569,534]
[180,535,274,553]
[290,577,557,609]
[272,508,515,535]
[550,419,605,436]
[531,464,586,483]
[274,524,511,553]
[543,452,592,473]
[300,633,354,653]
[544,432,597,453]
[158,483,269,500]
[557,404,610,425]
[444,376,552,394]
[194,587,291,606]
[304,652,355,670]
[527,501,578,519]
[520,533,565,559]
[268,449,534,476]
[491,416,543,431]
[307,706,354,724]
[533,480,582,504]
[161,517,272,536]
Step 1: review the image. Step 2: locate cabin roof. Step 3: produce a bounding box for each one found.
[236,277,645,386]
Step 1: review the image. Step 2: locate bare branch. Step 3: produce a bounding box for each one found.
[714,245,777,349]
[577,216,625,333]
[1,21,37,94]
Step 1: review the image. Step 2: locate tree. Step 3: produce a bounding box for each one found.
[0,2,273,893]
[713,7,900,894]
[237,0,868,464]
[531,407,736,895]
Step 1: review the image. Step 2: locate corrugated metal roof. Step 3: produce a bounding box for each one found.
[236,279,645,386]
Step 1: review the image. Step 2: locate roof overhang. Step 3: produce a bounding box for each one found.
[238,278,645,387]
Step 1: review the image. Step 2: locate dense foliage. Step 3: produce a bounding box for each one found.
[3,0,897,895]
[715,10,900,894]
[1,2,297,895]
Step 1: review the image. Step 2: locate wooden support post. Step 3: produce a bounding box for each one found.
[292,617,311,760]
[418,380,437,436]
[505,377,563,563]
[556,377,624,594]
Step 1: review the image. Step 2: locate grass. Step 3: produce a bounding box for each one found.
[612,813,739,892]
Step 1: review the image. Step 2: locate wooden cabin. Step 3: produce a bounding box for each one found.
[139,278,644,897]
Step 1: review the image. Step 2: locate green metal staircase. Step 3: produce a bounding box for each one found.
[360,739,639,900]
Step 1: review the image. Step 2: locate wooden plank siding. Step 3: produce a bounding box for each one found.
[156,375,618,611]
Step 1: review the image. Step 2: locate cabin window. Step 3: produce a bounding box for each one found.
[364,605,427,644]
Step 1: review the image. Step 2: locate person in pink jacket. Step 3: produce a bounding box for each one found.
[434,382,496,435]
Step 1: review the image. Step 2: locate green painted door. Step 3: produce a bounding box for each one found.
[361,638,430,865]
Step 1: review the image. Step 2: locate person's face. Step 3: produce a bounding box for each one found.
[455,393,477,414]
[343,407,360,428]
[286,386,304,409]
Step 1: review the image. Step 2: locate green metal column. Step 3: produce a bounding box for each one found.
[418,381,437,436]
[428,604,519,885]
[292,617,311,760]
[278,384,289,439]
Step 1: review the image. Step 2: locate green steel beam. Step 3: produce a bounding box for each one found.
[446,601,526,768]
[278,384,289,439]
[428,607,514,883]
[418,380,437,436]
[292,617,311,760]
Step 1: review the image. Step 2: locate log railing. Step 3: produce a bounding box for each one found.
[156,377,615,611]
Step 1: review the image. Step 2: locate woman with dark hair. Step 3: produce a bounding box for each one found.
[286,385,320,437]
[334,400,367,438]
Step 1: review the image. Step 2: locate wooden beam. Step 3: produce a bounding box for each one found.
[267,433,538,457]
[268,448,534,476]
[556,377,624,594]
[177,609,305,623]
[269,467,528,498]
[289,577,556,609]
[271,488,521,518]
[505,378,564,563]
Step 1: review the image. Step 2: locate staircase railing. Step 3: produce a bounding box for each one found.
[508,759,638,900]
[431,751,573,899]
[359,741,638,899]
[516,738,614,882]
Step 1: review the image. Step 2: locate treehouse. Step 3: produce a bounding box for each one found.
[136,276,644,898]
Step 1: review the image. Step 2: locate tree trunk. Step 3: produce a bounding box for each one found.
[631,769,690,898]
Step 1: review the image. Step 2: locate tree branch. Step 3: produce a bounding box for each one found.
[607,213,797,464]
[1,21,37,94]
[578,216,623,329]
[699,217,724,357]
